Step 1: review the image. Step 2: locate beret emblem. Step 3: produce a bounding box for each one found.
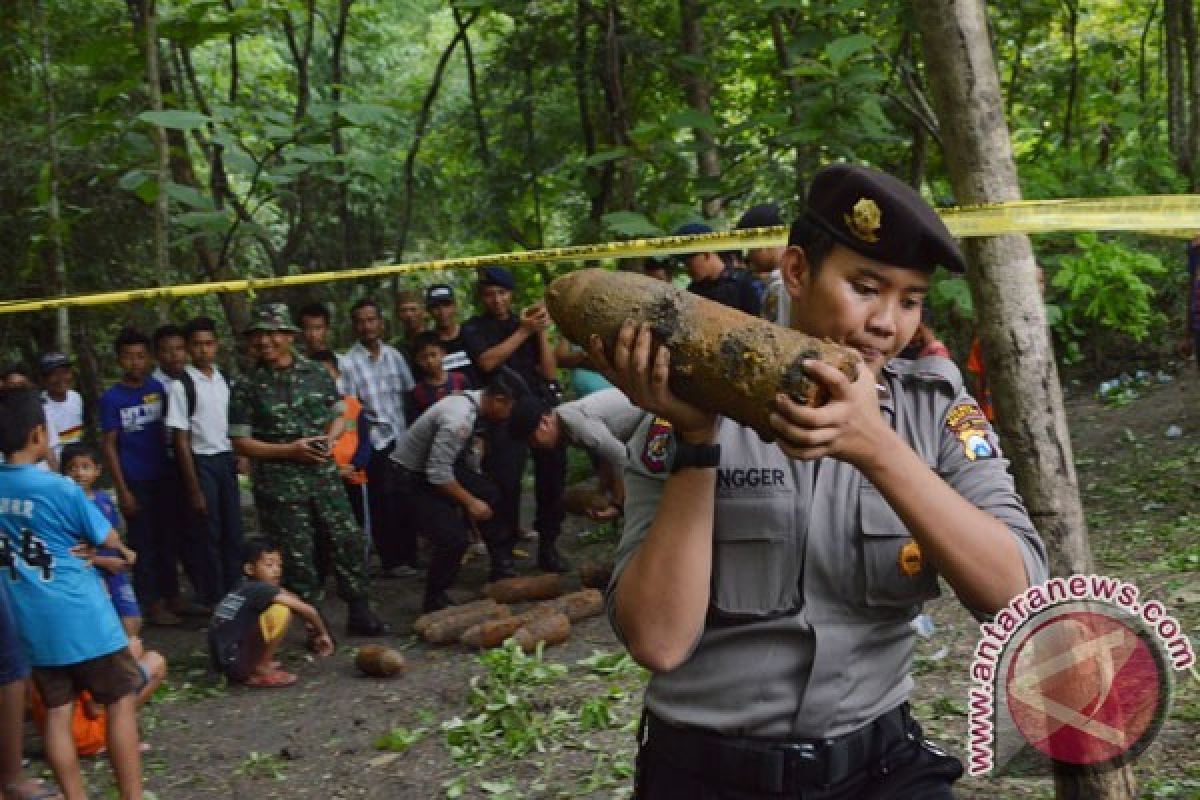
[845,197,882,243]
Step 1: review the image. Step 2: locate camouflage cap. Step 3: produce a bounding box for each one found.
[243,302,301,334]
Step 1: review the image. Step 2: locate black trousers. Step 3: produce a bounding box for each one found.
[366,446,416,569]
[634,713,963,800]
[126,478,175,607]
[396,464,508,599]
[192,452,245,604]
[482,425,566,546]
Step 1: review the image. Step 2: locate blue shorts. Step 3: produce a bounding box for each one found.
[0,586,30,685]
[105,573,142,621]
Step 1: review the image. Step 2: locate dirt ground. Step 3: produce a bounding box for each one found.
[34,366,1200,799]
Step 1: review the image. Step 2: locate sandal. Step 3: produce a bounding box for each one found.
[4,778,64,800]
[244,669,298,689]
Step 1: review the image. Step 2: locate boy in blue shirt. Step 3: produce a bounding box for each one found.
[99,327,178,627]
[0,388,144,800]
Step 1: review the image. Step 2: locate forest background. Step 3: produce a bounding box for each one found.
[0,0,1196,400]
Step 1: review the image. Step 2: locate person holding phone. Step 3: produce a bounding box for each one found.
[228,303,389,637]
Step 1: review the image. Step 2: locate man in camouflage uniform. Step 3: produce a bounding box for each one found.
[228,303,389,636]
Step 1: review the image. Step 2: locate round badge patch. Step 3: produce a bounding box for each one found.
[898,540,923,577]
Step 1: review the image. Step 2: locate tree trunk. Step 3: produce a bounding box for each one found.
[331,0,353,269]
[1061,0,1080,148]
[394,15,476,260]
[600,0,635,212]
[574,0,610,224]
[1183,0,1200,188]
[140,0,170,309]
[36,0,69,352]
[1166,0,1187,164]
[1139,0,1160,103]
[679,0,721,217]
[911,2,1137,797]
[769,8,810,200]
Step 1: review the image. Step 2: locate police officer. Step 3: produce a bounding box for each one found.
[674,222,763,316]
[390,374,519,611]
[593,165,1049,799]
[508,388,645,517]
[228,303,389,636]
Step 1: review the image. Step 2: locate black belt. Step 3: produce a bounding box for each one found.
[642,704,918,794]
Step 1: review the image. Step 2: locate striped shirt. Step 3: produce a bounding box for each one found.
[339,341,415,450]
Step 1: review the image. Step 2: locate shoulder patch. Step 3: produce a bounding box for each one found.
[945,402,998,460]
[640,417,673,474]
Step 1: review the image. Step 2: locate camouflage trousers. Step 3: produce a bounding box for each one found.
[255,487,369,604]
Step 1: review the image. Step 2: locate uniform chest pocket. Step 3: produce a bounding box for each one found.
[710,497,800,619]
[859,487,940,611]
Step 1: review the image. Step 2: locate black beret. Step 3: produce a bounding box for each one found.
[508,394,549,440]
[478,266,516,290]
[736,203,783,230]
[794,164,965,274]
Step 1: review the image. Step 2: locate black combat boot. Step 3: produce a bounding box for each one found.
[345,599,391,636]
[422,590,457,613]
[537,541,570,574]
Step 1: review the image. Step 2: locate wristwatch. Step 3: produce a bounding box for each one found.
[670,440,721,473]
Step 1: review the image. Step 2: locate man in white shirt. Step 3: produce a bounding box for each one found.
[39,352,86,461]
[338,298,418,577]
[165,317,244,607]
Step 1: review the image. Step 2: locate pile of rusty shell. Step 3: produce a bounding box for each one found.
[415,599,511,644]
[512,611,571,653]
[545,269,859,440]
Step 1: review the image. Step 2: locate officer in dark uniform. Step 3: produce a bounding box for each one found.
[460,266,569,573]
[594,165,1049,799]
[674,222,763,316]
[390,374,519,611]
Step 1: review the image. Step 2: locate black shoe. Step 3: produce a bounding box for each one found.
[488,558,517,582]
[345,601,391,636]
[537,544,570,574]
[422,591,456,613]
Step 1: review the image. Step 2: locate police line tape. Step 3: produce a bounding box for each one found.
[0,195,1197,315]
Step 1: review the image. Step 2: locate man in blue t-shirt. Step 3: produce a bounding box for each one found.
[0,387,145,799]
[99,327,179,627]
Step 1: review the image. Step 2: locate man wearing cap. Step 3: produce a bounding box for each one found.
[39,352,86,462]
[674,222,763,316]
[426,284,478,386]
[509,388,644,520]
[229,303,388,636]
[339,298,418,578]
[735,203,790,327]
[594,164,1047,798]
[461,266,569,573]
[391,373,520,611]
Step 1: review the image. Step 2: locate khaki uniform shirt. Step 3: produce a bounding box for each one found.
[555,388,645,468]
[391,391,481,485]
[608,357,1048,739]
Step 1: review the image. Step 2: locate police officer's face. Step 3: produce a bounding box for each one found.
[480,286,512,319]
[352,305,385,345]
[530,413,558,449]
[682,252,722,282]
[785,244,927,375]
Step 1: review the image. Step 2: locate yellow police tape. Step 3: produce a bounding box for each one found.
[0,195,1197,315]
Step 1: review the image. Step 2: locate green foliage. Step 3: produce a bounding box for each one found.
[374,726,429,752]
[233,751,287,781]
[1050,233,1169,362]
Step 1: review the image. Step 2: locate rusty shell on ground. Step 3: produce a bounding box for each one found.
[412,598,505,636]
[459,608,552,649]
[578,561,613,590]
[419,603,512,644]
[545,269,859,440]
[536,589,604,622]
[483,573,565,604]
[513,611,571,653]
[355,645,406,678]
